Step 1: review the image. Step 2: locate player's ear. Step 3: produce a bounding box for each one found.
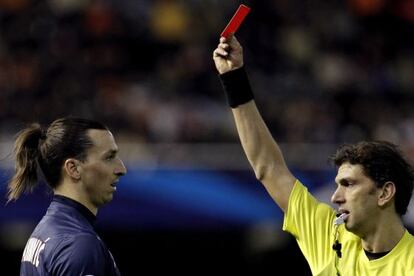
[63,158,81,180]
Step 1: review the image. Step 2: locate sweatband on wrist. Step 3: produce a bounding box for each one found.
[219,67,254,108]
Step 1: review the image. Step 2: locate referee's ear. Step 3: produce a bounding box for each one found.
[63,158,81,181]
[378,181,396,207]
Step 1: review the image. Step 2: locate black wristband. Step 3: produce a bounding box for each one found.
[219,67,254,108]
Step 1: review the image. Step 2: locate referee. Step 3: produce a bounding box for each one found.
[213,35,414,275]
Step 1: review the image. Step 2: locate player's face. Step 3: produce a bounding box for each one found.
[331,162,380,235]
[80,129,127,210]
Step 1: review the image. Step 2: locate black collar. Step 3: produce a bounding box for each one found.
[364,250,390,260]
[52,194,96,226]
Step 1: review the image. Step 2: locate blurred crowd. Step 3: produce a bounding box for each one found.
[0,0,414,152]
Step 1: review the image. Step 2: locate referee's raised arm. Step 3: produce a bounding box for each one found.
[213,35,296,212]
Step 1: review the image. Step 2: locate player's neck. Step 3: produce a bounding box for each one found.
[54,182,98,215]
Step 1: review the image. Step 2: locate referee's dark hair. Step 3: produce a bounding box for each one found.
[7,117,108,202]
[330,141,414,216]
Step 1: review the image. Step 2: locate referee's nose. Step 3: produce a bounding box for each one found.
[331,185,345,205]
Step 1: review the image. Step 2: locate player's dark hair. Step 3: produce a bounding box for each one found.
[330,141,414,216]
[7,117,107,202]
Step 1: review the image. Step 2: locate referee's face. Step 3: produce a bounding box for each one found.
[332,162,380,234]
[79,129,127,210]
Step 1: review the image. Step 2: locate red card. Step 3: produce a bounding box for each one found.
[220,4,251,38]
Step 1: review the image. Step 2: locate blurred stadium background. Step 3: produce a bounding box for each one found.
[1,0,414,274]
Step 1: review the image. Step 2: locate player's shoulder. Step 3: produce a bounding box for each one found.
[49,234,110,275]
[50,233,105,260]
[63,232,103,251]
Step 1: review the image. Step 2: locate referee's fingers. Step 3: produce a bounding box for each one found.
[213,48,228,58]
[228,35,241,49]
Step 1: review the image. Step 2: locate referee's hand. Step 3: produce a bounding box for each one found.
[213,34,244,75]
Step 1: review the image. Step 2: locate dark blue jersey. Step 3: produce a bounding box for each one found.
[20,195,121,276]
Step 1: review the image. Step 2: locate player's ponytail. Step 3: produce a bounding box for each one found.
[7,123,44,202]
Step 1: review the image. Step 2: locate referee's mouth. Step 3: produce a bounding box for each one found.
[336,209,350,220]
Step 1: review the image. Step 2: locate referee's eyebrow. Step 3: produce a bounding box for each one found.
[335,177,354,186]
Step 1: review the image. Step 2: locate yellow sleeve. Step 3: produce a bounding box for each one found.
[283,180,337,274]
